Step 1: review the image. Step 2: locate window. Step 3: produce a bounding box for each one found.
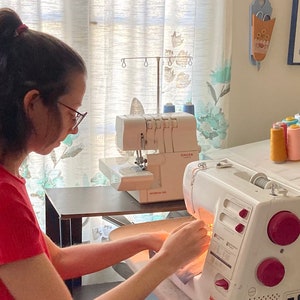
[4,0,232,230]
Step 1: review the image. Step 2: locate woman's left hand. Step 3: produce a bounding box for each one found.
[140,232,169,252]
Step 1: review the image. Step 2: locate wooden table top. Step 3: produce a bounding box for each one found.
[45,186,186,219]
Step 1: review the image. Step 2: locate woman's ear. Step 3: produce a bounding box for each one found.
[23,89,41,116]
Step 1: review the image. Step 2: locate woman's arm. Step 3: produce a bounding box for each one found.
[0,253,72,300]
[0,220,208,300]
[95,219,210,300]
[0,232,166,299]
[45,231,168,279]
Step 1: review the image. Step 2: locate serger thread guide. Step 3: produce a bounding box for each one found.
[171,159,300,300]
[99,112,200,203]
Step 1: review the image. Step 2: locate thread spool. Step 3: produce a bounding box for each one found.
[282,116,298,126]
[273,121,288,152]
[163,102,175,113]
[270,125,287,163]
[183,102,195,115]
[287,124,300,161]
[250,173,274,189]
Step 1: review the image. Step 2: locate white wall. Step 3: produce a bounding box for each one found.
[228,0,300,147]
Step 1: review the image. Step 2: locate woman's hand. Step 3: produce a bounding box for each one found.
[154,220,210,273]
[94,219,210,300]
[138,231,169,252]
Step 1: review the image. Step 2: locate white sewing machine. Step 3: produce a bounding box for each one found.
[99,112,200,203]
[171,158,300,300]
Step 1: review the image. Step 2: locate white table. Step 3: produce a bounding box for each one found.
[208,139,300,191]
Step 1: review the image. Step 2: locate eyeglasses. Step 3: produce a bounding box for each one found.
[58,101,87,130]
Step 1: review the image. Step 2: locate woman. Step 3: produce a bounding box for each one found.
[0,8,210,299]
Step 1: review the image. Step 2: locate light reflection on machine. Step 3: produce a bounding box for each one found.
[171,159,300,300]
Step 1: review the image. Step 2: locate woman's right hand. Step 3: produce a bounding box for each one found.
[154,220,210,274]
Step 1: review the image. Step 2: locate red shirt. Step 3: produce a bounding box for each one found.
[0,165,50,299]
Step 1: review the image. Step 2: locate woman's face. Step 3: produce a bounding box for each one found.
[26,72,86,155]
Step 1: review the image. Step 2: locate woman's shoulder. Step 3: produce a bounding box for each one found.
[0,165,26,186]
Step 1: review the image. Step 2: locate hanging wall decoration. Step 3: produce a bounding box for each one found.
[249,0,276,70]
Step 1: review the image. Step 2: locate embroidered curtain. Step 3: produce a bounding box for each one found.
[2,0,232,231]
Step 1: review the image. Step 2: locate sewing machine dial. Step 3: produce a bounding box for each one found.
[256,257,285,287]
[253,211,300,288]
[267,210,300,246]
[250,211,300,287]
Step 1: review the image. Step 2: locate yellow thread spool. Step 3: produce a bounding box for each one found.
[270,125,287,163]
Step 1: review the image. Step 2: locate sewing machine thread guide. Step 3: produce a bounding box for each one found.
[216,159,233,169]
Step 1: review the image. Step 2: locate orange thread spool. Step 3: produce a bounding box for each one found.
[270,125,287,163]
[273,121,288,154]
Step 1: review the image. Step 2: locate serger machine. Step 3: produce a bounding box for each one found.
[99,112,200,203]
[171,159,300,300]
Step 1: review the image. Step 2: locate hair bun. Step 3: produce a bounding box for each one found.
[0,8,23,42]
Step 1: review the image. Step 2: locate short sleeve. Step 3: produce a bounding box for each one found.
[0,183,45,265]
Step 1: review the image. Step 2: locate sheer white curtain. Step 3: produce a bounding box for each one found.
[1,0,232,230]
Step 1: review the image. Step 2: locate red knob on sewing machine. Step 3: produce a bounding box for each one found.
[256,258,285,287]
[215,278,229,290]
[267,211,300,245]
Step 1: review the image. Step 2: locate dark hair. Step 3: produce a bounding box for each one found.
[0,8,86,158]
